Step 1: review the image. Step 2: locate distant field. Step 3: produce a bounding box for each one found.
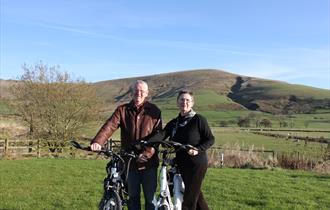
[212,127,328,158]
[0,111,328,159]
[80,121,328,159]
[0,159,329,210]
[99,108,329,131]
[161,109,330,129]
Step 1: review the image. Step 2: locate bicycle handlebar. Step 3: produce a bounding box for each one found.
[70,140,137,158]
[145,140,198,152]
[70,139,197,157]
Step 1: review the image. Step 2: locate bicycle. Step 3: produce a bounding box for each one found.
[70,139,137,210]
[146,140,198,210]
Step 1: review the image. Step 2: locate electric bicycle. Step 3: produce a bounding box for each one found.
[70,139,137,210]
[148,140,197,210]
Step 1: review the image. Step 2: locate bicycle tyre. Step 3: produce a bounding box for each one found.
[157,206,169,210]
[99,189,122,210]
[156,198,170,210]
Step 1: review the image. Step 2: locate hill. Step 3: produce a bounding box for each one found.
[92,69,330,114]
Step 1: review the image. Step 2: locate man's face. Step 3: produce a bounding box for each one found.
[133,83,148,106]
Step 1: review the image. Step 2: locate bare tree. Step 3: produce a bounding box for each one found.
[11,62,102,152]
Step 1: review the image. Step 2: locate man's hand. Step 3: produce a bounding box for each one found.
[91,143,102,151]
[137,147,155,163]
[137,154,148,163]
[143,147,155,159]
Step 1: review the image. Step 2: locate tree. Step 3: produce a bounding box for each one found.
[237,117,250,127]
[278,115,288,128]
[279,120,288,128]
[260,118,272,128]
[11,62,102,151]
[304,121,310,128]
[219,120,228,127]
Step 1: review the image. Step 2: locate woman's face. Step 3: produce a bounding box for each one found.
[177,93,194,115]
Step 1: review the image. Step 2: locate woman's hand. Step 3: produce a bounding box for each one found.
[187,149,198,156]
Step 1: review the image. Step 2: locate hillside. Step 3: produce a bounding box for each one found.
[92,69,330,114]
[1,69,330,115]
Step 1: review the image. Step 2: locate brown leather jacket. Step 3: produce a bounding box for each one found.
[92,100,162,170]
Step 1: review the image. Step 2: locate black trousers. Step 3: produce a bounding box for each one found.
[179,162,209,210]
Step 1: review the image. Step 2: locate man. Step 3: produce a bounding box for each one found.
[91,80,162,210]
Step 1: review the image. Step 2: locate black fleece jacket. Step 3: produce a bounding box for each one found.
[149,113,214,165]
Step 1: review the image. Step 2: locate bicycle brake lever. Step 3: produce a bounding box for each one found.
[185,144,198,151]
[133,140,149,151]
[70,140,82,149]
[70,140,93,151]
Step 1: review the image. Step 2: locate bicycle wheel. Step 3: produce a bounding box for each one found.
[157,204,170,210]
[156,198,170,210]
[157,206,169,210]
[99,190,122,210]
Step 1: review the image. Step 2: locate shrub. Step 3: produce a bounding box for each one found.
[208,144,276,169]
[277,153,316,170]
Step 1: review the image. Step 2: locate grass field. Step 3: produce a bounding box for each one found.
[211,127,328,158]
[0,159,329,210]
[75,125,328,159]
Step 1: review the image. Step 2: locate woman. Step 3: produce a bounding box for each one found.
[150,90,214,210]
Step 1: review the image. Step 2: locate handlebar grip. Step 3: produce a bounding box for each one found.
[70,140,92,151]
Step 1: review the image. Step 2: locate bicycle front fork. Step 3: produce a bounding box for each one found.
[172,174,184,210]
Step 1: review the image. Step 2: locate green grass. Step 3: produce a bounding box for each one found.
[205,167,330,209]
[153,89,249,124]
[249,81,330,99]
[0,100,14,115]
[212,127,328,158]
[0,159,104,210]
[193,90,233,106]
[154,105,330,129]
[0,159,329,210]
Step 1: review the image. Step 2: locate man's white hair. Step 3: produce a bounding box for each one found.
[131,80,149,92]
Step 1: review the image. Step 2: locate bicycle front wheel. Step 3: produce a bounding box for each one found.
[157,206,170,210]
[156,198,171,210]
[99,190,122,210]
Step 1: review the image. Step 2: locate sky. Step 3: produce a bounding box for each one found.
[1,0,329,89]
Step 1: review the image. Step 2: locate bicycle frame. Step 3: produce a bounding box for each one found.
[151,140,194,210]
[100,152,127,209]
[155,162,184,210]
[172,168,184,209]
[70,139,136,210]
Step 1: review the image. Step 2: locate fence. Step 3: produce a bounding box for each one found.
[0,139,76,158]
[0,139,123,159]
[0,139,41,158]
[0,139,275,166]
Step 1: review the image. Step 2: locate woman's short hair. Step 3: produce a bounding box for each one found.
[177,89,194,101]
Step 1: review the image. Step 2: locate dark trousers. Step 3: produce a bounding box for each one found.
[179,163,209,210]
[127,167,157,210]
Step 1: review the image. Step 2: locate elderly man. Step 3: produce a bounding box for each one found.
[91,80,162,210]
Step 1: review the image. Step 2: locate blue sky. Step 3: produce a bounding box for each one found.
[1,0,329,89]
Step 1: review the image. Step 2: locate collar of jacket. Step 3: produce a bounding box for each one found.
[128,100,151,112]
